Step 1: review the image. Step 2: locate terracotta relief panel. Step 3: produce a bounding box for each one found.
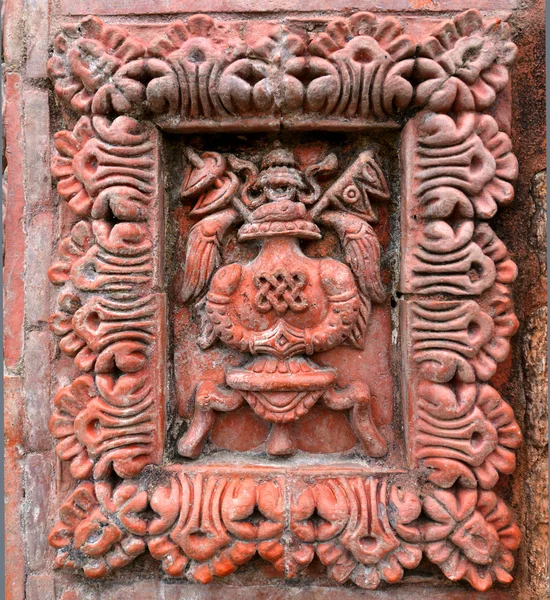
[39,7,525,595]
[172,141,394,459]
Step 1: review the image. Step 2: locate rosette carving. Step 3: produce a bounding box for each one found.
[415,10,517,113]
[391,487,521,591]
[48,483,146,577]
[47,16,146,114]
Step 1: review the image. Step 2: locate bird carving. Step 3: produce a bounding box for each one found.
[179,146,389,349]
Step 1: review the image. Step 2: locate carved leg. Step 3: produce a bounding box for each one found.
[178,381,243,458]
[323,382,388,457]
[266,422,297,456]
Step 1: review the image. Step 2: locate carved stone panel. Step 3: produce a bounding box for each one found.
[6,2,544,598]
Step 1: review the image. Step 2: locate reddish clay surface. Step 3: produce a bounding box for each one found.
[3,1,545,598]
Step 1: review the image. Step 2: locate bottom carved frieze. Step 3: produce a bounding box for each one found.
[49,466,520,591]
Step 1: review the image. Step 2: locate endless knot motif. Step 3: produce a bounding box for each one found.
[254,271,308,315]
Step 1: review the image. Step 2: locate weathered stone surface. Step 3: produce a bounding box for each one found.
[25,573,56,600]
[2,0,545,598]
[23,453,54,571]
[516,170,548,600]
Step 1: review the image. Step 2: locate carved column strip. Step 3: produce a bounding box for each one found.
[48,115,166,480]
[399,10,522,590]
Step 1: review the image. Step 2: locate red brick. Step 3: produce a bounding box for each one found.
[23,453,53,571]
[4,376,25,600]
[57,583,99,600]
[5,375,24,447]
[25,0,50,78]
[24,330,52,451]
[60,0,518,15]
[24,211,54,326]
[3,73,25,369]
[23,89,51,213]
[25,573,55,600]
[101,580,161,600]
[2,0,24,66]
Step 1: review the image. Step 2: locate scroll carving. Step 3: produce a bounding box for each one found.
[48,470,521,592]
[401,111,518,295]
[398,26,521,555]
[45,13,413,130]
[45,8,522,593]
[48,115,165,479]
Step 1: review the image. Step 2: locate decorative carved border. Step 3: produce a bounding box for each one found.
[46,10,521,592]
[47,11,515,130]
[48,115,165,479]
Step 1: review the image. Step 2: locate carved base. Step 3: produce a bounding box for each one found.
[178,375,387,458]
[227,356,336,423]
[49,465,521,591]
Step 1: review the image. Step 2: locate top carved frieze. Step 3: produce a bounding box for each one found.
[47,10,517,130]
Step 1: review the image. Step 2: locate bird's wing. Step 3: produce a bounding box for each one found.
[348,294,372,349]
[181,208,238,303]
[320,211,385,348]
[321,211,386,304]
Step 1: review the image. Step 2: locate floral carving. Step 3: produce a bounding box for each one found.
[52,115,157,222]
[415,382,522,489]
[51,117,96,216]
[303,13,415,119]
[401,104,520,503]
[48,482,146,578]
[48,473,520,592]
[48,221,94,285]
[391,487,521,591]
[49,303,163,480]
[399,56,520,573]
[47,16,145,114]
[50,471,286,581]
[104,16,263,120]
[47,11,519,129]
[407,112,518,219]
[409,299,518,384]
[415,10,517,113]
[290,478,422,588]
[48,114,165,479]
[401,111,518,293]
[50,376,96,479]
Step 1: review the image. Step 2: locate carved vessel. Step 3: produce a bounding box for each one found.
[178,147,389,457]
